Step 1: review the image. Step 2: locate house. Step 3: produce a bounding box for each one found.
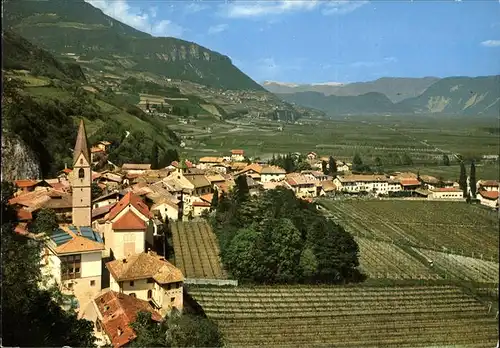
[231,149,245,162]
[184,174,212,196]
[236,163,264,181]
[336,161,350,173]
[90,146,105,163]
[399,178,421,191]
[93,191,122,210]
[98,192,154,260]
[261,181,288,191]
[477,190,499,209]
[306,152,318,161]
[427,187,464,201]
[151,199,179,222]
[333,174,391,195]
[301,170,330,182]
[95,172,124,190]
[192,201,211,217]
[14,179,49,194]
[205,173,226,188]
[198,157,225,169]
[260,165,287,183]
[92,290,162,348]
[121,164,152,175]
[41,225,104,308]
[9,187,73,222]
[477,180,499,192]
[106,251,184,317]
[285,174,318,199]
[419,175,440,190]
[96,141,112,152]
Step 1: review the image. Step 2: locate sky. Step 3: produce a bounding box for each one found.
[85,0,500,84]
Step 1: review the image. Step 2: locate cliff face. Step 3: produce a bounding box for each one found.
[1,133,41,181]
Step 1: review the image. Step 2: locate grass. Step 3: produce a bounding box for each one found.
[188,285,498,347]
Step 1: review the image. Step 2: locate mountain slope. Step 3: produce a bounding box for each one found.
[3,0,264,91]
[264,77,440,103]
[278,91,409,116]
[398,76,500,117]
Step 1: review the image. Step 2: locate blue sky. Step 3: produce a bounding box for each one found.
[86,0,500,84]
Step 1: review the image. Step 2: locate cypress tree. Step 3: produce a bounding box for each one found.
[328,156,337,175]
[469,161,476,198]
[211,188,219,211]
[151,142,159,169]
[458,161,467,197]
[321,160,328,175]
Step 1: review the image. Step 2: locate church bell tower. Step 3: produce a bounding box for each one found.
[71,120,92,227]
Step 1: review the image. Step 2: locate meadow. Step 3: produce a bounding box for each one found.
[188,285,498,347]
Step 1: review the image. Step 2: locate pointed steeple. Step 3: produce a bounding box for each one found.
[73,119,90,166]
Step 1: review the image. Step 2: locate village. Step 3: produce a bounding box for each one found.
[6,120,500,347]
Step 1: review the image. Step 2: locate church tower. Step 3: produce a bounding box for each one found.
[71,120,92,227]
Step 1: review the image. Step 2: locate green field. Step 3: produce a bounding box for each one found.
[188,285,498,347]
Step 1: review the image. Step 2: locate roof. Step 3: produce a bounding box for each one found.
[91,146,105,154]
[15,179,41,188]
[99,141,112,146]
[237,163,263,176]
[261,165,286,175]
[17,208,33,221]
[73,119,91,166]
[420,175,440,184]
[337,174,388,183]
[93,191,121,203]
[478,190,499,200]
[92,204,115,219]
[231,149,244,155]
[321,180,336,192]
[229,162,248,170]
[184,174,211,189]
[400,178,421,186]
[106,251,184,283]
[122,163,151,171]
[108,192,151,221]
[478,180,499,187]
[199,157,224,163]
[286,174,317,186]
[200,193,214,203]
[9,188,72,212]
[62,168,73,174]
[94,290,162,348]
[206,173,226,183]
[261,181,287,190]
[112,210,147,230]
[52,225,104,254]
[193,201,211,207]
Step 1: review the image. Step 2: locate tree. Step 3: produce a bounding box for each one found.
[210,188,219,211]
[145,99,150,111]
[352,153,363,171]
[401,153,413,166]
[459,161,467,197]
[1,181,96,347]
[232,175,250,204]
[321,160,328,175]
[91,182,103,200]
[443,154,450,166]
[151,141,159,169]
[469,161,477,198]
[31,208,59,234]
[328,156,337,175]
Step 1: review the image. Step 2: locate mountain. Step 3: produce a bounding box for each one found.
[2,29,180,179]
[278,91,409,116]
[3,0,264,91]
[398,76,500,117]
[263,77,440,103]
[276,75,499,117]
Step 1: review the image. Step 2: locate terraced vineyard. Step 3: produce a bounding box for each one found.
[170,221,227,279]
[412,247,499,283]
[189,285,498,347]
[355,237,440,280]
[319,199,499,262]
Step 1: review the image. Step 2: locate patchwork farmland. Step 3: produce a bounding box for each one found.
[319,200,499,262]
[170,221,227,279]
[188,285,498,348]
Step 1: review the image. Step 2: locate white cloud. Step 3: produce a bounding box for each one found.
[85,0,184,37]
[184,2,209,14]
[219,0,366,18]
[208,24,228,35]
[350,56,397,68]
[481,40,500,47]
[322,1,369,15]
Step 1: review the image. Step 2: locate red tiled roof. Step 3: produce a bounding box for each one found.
[112,210,147,230]
[108,192,151,221]
[430,187,462,193]
[479,190,499,200]
[17,208,32,221]
[14,223,29,235]
[15,180,40,188]
[400,178,421,186]
[95,291,162,348]
[192,201,211,207]
[62,168,73,174]
[231,149,244,155]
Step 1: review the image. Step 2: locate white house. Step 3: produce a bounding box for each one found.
[285,174,319,199]
[42,225,104,308]
[333,174,393,195]
[230,149,245,162]
[478,190,499,209]
[151,199,179,222]
[106,251,185,317]
[121,164,152,175]
[477,180,499,192]
[92,191,121,210]
[260,165,287,183]
[427,187,464,201]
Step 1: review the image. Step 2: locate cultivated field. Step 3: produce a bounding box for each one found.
[412,247,499,283]
[355,237,440,280]
[188,285,498,347]
[170,221,227,279]
[320,200,499,262]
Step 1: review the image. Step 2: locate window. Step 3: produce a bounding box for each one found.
[129,281,134,287]
[78,168,85,179]
[147,290,153,299]
[167,284,171,290]
[60,254,81,281]
[171,297,175,303]
[90,280,95,286]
